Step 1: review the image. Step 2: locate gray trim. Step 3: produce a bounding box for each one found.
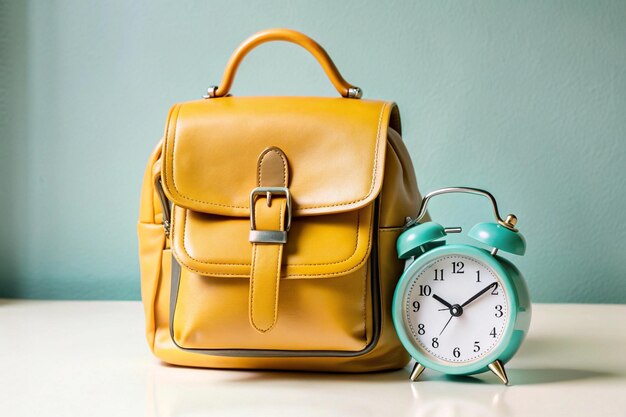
[169,201,382,358]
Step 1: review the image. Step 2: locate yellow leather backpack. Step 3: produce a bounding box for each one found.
[138,29,422,372]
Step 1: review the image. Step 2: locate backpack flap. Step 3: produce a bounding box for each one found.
[161,97,392,217]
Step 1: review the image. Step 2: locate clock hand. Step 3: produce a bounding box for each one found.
[460,282,498,308]
[439,314,454,336]
[435,295,462,336]
[432,294,453,310]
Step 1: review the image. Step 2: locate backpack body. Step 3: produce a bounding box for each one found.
[137,30,422,372]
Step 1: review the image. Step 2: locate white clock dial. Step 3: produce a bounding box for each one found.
[403,254,509,364]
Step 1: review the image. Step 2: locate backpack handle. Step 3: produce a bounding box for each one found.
[205,28,362,99]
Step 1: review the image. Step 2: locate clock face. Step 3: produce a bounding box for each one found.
[403,254,509,365]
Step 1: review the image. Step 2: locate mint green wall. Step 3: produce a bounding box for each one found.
[1,1,625,303]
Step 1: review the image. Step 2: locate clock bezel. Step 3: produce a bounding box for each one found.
[392,244,519,376]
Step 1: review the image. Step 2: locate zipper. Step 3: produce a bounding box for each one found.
[155,177,171,238]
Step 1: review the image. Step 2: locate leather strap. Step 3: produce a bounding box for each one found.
[211,29,361,99]
[249,198,287,332]
[249,147,290,332]
[257,147,289,187]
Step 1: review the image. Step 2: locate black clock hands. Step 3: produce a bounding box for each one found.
[432,294,453,310]
[434,283,497,336]
[460,282,498,308]
[434,293,463,336]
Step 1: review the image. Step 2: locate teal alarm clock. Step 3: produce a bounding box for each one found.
[392,187,531,385]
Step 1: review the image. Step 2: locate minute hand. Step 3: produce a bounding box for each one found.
[460,282,498,308]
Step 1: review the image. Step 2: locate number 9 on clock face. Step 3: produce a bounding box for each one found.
[404,254,509,364]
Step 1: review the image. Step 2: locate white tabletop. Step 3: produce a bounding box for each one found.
[0,300,624,417]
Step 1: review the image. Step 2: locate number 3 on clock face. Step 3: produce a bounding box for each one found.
[405,254,508,364]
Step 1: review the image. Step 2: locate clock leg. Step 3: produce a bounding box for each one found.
[488,359,509,385]
[409,362,426,381]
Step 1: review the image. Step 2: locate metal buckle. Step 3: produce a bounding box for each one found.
[249,187,292,244]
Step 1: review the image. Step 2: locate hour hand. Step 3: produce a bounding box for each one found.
[432,294,453,310]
